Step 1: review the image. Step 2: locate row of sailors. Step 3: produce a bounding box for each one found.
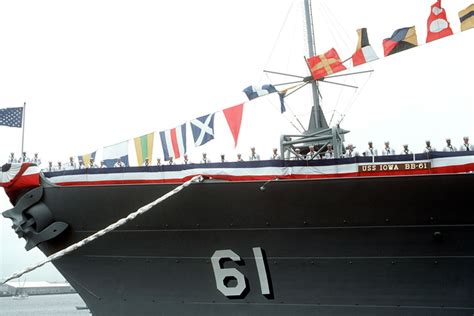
[7,152,42,164]
[9,137,473,170]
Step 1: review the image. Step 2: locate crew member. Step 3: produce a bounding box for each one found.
[306,145,319,160]
[18,152,29,163]
[236,153,244,162]
[365,141,378,157]
[168,157,175,165]
[460,136,473,151]
[156,158,162,166]
[401,144,412,155]
[423,140,435,153]
[142,158,150,166]
[344,144,358,158]
[249,147,260,161]
[324,144,335,159]
[201,153,211,164]
[293,148,303,160]
[443,138,456,152]
[183,154,191,165]
[31,153,41,166]
[89,158,99,168]
[66,156,76,170]
[382,141,395,156]
[113,158,125,168]
[220,154,227,163]
[7,153,17,164]
[271,148,280,160]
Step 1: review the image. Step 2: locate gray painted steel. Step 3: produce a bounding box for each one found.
[19,172,474,315]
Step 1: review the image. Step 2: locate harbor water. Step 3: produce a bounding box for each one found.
[0,293,89,315]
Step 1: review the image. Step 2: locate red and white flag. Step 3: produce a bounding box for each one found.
[426,0,453,43]
[159,123,187,161]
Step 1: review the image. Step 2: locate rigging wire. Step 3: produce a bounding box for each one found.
[260,1,295,82]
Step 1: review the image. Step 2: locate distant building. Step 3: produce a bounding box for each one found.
[0,281,75,296]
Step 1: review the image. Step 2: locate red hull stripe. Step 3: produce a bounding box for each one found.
[55,162,474,187]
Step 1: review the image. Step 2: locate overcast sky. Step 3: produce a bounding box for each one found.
[1,0,473,282]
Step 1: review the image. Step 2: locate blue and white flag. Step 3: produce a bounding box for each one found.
[103,140,129,167]
[191,113,215,147]
[159,123,187,161]
[243,84,278,101]
[0,107,23,128]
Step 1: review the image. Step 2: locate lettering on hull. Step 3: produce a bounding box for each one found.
[211,247,273,298]
[359,162,431,172]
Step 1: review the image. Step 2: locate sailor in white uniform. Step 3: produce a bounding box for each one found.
[168,157,175,165]
[7,153,17,164]
[324,144,335,159]
[236,153,244,162]
[423,140,436,153]
[344,144,359,158]
[200,153,211,164]
[459,136,473,151]
[18,152,30,163]
[57,161,65,171]
[31,153,42,166]
[220,154,227,163]
[401,144,412,155]
[89,158,99,168]
[249,147,260,161]
[443,138,456,152]
[306,145,319,160]
[113,158,125,168]
[293,148,303,160]
[183,154,191,165]
[382,141,395,156]
[156,158,162,166]
[142,158,150,167]
[270,148,280,160]
[65,156,76,170]
[365,141,378,157]
[47,161,54,172]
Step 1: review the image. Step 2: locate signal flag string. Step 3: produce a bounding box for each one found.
[1,175,204,284]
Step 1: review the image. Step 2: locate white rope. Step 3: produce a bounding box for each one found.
[2,175,204,284]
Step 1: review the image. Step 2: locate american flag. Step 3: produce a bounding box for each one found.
[0,107,23,128]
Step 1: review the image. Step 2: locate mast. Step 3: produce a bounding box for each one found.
[303,0,328,132]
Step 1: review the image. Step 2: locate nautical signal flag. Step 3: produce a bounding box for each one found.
[0,107,23,128]
[351,28,378,67]
[223,103,244,147]
[426,0,453,43]
[243,84,278,101]
[159,123,187,161]
[459,4,474,32]
[103,141,129,167]
[306,48,346,80]
[383,26,418,57]
[134,132,154,166]
[78,151,96,167]
[191,113,215,147]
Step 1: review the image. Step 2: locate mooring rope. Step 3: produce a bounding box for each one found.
[2,175,204,284]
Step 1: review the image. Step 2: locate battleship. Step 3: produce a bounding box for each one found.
[2,1,474,315]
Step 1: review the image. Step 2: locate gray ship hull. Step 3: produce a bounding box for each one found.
[29,172,474,315]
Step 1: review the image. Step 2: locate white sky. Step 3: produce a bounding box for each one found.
[1,0,473,282]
